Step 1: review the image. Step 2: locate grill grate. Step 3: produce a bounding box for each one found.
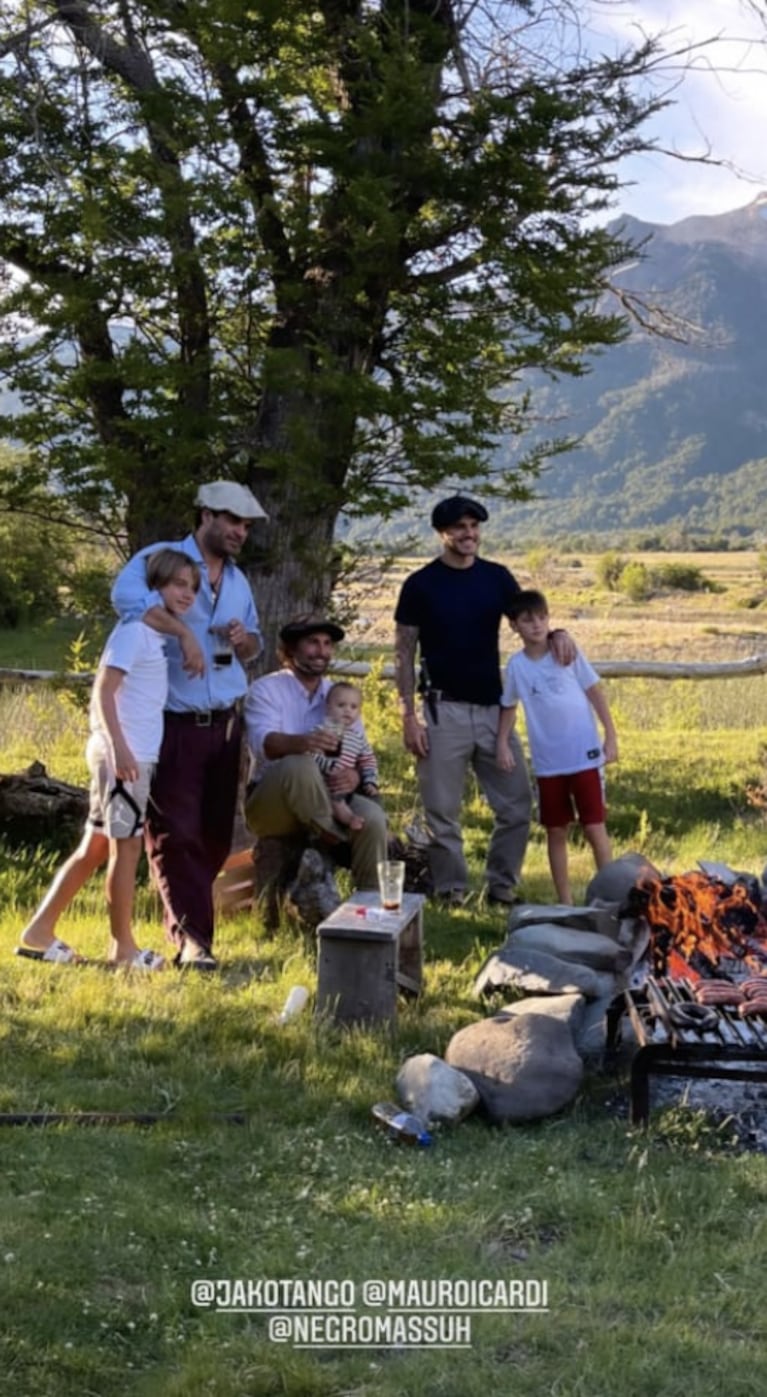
[608,975,767,1124]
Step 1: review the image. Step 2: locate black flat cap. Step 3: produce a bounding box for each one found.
[431,495,489,530]
[279,616,345,645]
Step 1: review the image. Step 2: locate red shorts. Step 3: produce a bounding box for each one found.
[537,768,606,829]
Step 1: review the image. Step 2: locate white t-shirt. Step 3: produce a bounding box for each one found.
[89,620,168,763]
[501,649,602,776]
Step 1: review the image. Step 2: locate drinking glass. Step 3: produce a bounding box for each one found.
[377,860,406,911]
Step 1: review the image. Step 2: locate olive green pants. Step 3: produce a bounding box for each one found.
[245,755,387,890]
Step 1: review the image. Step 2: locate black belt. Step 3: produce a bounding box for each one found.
[165,707,238,727]
[428,690,488,705]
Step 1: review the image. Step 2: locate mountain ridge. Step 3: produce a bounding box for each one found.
[352,194,767,550]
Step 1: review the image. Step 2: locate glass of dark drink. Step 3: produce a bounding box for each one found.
[210,624,234,669]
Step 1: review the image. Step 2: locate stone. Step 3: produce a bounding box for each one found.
[507,924,632,973]
[585,853,661,907]
[445,1014,583,1122]
[396,1053,479,1125]
[508,903,620,939]
[502,993,585,1039]
[285,848,341,929]
[572,992,618,1061]
[473,944,615,1000]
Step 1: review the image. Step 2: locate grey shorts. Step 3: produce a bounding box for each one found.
[87,750,155,840]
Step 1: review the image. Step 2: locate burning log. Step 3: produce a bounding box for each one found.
[634,871,767,981]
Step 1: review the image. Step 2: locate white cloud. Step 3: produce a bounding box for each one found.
[586,1,767,222]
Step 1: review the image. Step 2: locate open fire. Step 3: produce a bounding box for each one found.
[632,872,767,981]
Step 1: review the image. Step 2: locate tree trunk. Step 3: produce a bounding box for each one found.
[243,360,354,672]
[243,477,339,674]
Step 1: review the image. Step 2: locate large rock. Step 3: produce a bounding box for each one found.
[508,924,631,973]
[396,1053,479,1125]
[502,993,585,1039]
[585,853,661,906]
[445,1013,583,1122]
[473,944,615,1000]
[572,993,618,1061]
[508,903,620,938]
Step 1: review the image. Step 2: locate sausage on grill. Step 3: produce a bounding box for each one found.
[741,978,767,999]
[694,984,744,1006]
[737,999,767,1018]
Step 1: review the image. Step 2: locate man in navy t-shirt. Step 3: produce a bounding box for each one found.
[394,495,572,906]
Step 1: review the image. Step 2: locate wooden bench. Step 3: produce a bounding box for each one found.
[316,892,425,1027]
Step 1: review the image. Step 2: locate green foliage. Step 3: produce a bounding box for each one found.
[523,545,558,581]
[0,451,117,623]
[63,564,114,618]
[0,1,669,581]
[618,560,651,601]
[595,550,627,590]
[0,507,75,623]
[595,553,718,600]
[652,561,720,592]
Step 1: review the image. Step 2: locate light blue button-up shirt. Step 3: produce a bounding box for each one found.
[111,533,261,712]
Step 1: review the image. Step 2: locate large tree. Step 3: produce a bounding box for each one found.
[0,0,669,657]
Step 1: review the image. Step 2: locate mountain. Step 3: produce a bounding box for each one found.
[346,194,767,550]
[489,193,767,545]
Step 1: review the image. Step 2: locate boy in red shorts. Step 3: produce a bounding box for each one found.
[496,590,618,904]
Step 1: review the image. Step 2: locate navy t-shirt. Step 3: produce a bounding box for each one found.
[394,556,521,705]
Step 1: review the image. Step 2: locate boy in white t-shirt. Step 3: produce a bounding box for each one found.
[496,590,618,905]
[15,550,199,968]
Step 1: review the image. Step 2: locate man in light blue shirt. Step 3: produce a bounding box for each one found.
[112,480,266,969]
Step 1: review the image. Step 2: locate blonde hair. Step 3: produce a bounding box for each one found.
[145,548,201,592]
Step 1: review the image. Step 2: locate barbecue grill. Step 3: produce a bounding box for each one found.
[607,976,767,1125]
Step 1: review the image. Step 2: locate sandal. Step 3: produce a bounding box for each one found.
[14,938,80,965]
[129,948,166,972]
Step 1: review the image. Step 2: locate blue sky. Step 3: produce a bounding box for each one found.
[586,1,767,224]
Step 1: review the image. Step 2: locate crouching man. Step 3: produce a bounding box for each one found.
[244,617,387,895]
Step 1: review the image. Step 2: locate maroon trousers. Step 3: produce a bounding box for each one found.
[145,712,242,952]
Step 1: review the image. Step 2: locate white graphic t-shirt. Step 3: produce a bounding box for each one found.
[501,649,602,776]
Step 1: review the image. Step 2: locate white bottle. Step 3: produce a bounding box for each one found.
[278,985,309,1023]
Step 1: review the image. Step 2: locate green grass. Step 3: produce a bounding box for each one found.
[2,673,767,1394]
[0,616,110,671]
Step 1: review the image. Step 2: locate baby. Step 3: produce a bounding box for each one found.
[314,681,380,831]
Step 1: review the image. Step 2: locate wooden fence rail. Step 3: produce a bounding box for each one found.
[4,654,767,686]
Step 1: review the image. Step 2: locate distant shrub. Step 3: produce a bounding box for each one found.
[651,562,721,593]
[595,551,626,590]
[617,561,651,601]
[524,545,558,580]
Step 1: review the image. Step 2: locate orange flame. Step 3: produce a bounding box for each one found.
[640,872,767,979]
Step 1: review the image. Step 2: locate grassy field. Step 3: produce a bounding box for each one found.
[1,556,767,1395]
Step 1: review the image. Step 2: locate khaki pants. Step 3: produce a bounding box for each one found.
[245,755,387,891]
[416,699,531,897]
